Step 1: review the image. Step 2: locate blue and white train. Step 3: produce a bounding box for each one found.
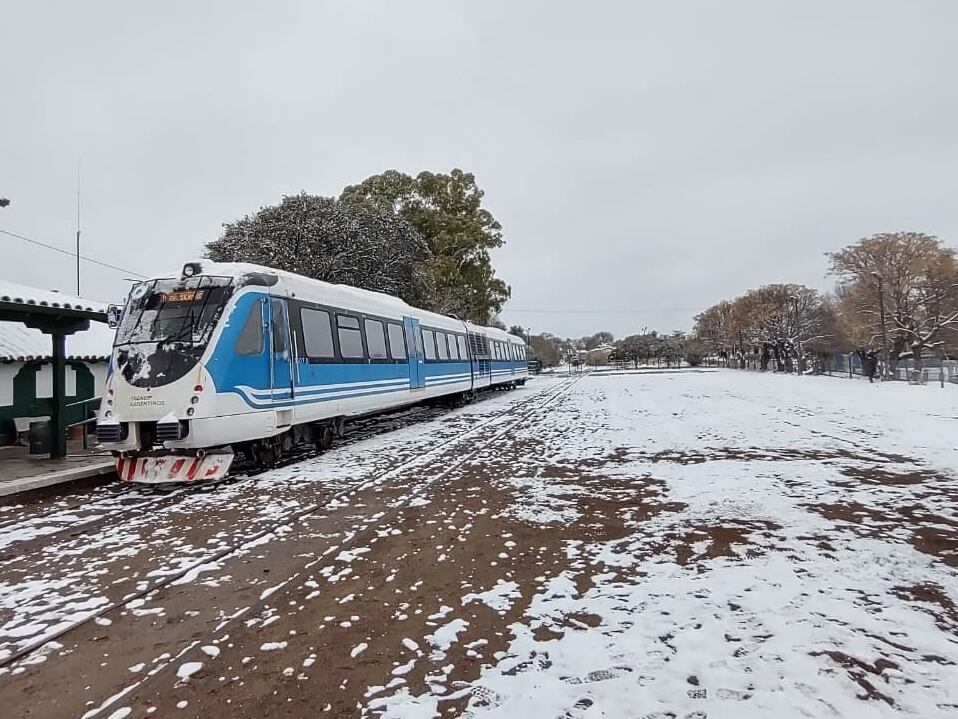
[96,261,529,483]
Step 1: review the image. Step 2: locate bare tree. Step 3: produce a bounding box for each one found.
[830,232,958,372]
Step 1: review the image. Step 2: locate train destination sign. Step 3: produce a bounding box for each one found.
[160,289,205,303]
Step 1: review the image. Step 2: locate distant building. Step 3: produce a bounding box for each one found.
[0,284,113,445]
[585,343,614,366]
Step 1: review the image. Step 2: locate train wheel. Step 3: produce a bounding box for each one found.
[316,423,335,451]
[250,436,282,468]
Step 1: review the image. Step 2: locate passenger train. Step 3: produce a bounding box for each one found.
[96,261,529,483]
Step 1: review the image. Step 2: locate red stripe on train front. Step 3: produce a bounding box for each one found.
[169,458,186,479]
[185,457,202,481]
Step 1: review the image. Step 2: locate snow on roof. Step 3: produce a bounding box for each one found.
[0,280,108,314]
[0,320,114,361]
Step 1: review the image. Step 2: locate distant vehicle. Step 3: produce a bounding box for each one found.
[96,261,529,482]
[526,347,542,374]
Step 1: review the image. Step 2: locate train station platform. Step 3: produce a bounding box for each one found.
[0,443,114,497]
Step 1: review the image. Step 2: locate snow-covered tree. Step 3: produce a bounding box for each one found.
[830,232,958,372]
[205,193,432,307]
[695,285,835,373]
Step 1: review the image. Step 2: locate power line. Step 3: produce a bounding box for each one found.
[0,227,147,279]
[505,307,703,315]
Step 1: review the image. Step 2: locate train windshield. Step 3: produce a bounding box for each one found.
[115,276,233,347]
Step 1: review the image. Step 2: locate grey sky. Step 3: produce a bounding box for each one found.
[2,1,956,338]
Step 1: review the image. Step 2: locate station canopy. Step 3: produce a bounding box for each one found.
[0,280,111,458]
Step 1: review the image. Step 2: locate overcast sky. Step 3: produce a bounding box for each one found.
[2,1,956,337]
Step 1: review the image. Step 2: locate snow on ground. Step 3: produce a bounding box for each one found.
[372,371,958,719]
[3,371,957,718]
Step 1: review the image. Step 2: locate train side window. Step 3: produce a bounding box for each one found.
[458,335,468,360]
[301,308,335,358]
[422,329,436,360]
[387,323,407,360]
[365,319,387,359]
[437,332,449,360]
[448,335,459,360]
[337,314,364,359]
[271,300,288,353]
[235,301,264,355]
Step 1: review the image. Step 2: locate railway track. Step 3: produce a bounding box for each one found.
[74,373,582,718]
[0,376,579,672]
[0,400,465,554]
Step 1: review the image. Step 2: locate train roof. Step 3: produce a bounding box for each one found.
[162,261,523,342]
[466,322,525,344]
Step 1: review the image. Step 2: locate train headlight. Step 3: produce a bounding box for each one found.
[190,396,199,405]
[187,407,195,416]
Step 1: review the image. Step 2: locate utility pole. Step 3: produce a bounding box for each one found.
[76,161,82,296]
[871,271,889,381]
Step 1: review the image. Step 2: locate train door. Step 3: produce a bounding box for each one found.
[268,298,295,419]
[403,316,425,390]
[470,331,491,389]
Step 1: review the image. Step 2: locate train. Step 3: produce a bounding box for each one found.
[95,261,529,483]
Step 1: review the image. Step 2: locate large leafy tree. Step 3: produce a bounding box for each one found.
[205,192,432,307]
[340,169,510,324]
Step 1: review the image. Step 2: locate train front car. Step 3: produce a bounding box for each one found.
[97,262,255,482]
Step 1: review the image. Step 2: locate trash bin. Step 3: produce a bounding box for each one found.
[29,420,51,455]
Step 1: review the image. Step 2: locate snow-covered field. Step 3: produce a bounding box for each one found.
[372,371,958,719]
[0,370,955,719]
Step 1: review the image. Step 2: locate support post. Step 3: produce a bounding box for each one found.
[51,332,67,459]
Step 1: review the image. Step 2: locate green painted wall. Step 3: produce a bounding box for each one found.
[0,361,99,444]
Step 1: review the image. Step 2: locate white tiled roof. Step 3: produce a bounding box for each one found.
[0,321,114,361]
[0,280,107,314]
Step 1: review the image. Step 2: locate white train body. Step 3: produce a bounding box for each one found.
[96,261,528,482]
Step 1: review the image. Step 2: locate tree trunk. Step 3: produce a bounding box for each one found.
[912,344,924,373]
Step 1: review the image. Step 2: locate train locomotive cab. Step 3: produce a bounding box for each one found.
[98,265,250,482]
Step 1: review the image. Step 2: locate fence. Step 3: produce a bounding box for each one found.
[826,354,958,385]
